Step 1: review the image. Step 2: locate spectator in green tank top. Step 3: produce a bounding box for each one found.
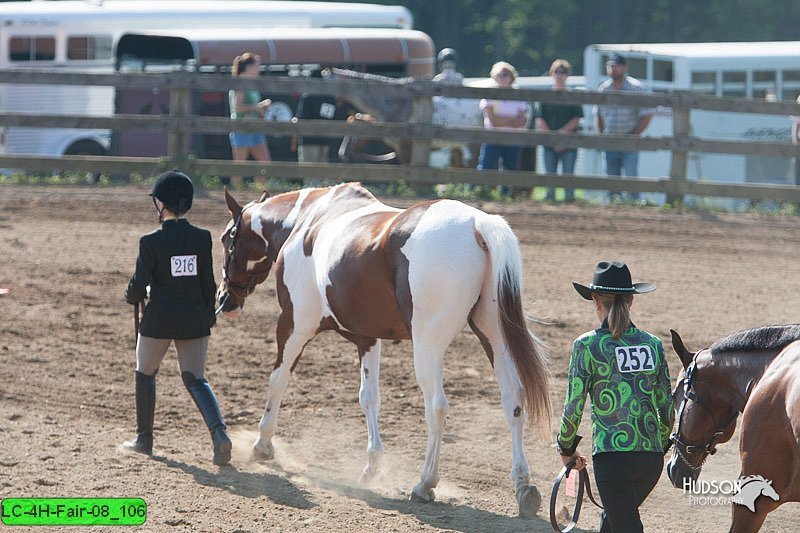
[228,52,272,188]
[557,260,673,533]
[534,59,583,203]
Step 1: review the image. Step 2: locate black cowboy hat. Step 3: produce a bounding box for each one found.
[573,260,655,300]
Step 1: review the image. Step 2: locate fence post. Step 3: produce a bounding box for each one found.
[409,93,433,194]
[167,71,192,170]
[668,101,690,205]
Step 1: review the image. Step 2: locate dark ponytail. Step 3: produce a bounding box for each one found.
[232,52,261,76]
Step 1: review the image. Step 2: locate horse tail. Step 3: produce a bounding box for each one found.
[474,214,551,437]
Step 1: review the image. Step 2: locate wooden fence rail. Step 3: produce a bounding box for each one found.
[1,69,800,202]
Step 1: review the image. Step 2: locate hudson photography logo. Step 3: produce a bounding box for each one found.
[683,475,779,511]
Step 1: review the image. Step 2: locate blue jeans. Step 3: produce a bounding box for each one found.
[543,147,577,202]
[478,144,521,171]
[604,151,639,201]
[477,144,521,195]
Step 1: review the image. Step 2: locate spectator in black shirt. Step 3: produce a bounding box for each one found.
[293,69,356,185]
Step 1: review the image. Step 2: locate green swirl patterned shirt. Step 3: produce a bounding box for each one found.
[558,321,674,456]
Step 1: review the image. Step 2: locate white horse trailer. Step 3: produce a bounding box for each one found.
[0,0,413,163]
[583,42,800,205]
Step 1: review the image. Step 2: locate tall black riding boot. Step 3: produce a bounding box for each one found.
[122,371,156,455]
[182,371,232,465]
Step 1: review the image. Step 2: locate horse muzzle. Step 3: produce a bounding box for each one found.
[666,452,700,489]
[215,290,242,316]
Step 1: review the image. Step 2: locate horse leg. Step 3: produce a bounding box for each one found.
[358,339,384,483]
[409,333,450,503]
[730,503,772,533]
[401,219,485,502]
[252,318,316,461]
[469,297,540,519]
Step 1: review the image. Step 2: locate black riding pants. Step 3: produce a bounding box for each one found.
[593,451,663,533]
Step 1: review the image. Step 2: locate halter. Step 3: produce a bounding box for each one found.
[218,205,274,312]
[670,354,739,471]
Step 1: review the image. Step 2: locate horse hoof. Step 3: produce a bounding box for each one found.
[359,468,376,485]
[410,483,435,503]
[517,484,541,519]
[251,443,274,462]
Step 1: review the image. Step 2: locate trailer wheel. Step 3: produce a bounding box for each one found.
[64,141,105,184]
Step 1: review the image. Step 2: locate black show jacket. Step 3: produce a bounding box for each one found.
[125,218,216,339]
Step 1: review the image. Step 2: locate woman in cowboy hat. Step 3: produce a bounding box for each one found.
[556,260,673,533]
[123,170,231,466]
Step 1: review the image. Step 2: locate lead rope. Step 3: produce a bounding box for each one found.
[549,461,603,533]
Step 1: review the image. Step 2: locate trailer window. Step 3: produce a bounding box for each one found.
[752,70,776,100]
[68,35,113,60]
[9,36,56,61]
[627,57,646,79]
[721,71,746,97]
[782,70,800,101]
[652,60,673,82]
[691,71,716,95]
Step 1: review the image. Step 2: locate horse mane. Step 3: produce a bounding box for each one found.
[710,324,800,355]
[346,182,374,196]
[739,474,770,484]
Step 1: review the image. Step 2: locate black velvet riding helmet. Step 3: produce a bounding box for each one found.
[150,170,193,214]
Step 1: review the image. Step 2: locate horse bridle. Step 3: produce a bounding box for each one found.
[670,354,738,471]
[217,206,274,313]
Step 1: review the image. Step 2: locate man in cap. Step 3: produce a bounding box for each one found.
[594,53,653,202]
[433,48,464,86]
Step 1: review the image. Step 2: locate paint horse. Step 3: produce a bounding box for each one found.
[668,325,800,532]
[216,183,551,517]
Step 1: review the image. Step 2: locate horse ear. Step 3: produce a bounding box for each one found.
[670,329,695,370]
[223,186,243,220]
[258,190,271,203]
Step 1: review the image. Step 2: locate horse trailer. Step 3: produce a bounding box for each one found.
[0,0,413,163]
[112,28,434,162]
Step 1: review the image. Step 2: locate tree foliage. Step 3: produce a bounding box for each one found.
[328,0,800,78]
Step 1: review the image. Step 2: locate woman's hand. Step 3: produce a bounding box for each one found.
[561,452,588,471]
[257,99,271,116]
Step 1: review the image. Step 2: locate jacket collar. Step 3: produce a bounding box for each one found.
[599,318,636,331]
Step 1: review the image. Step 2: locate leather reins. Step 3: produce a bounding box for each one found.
[549,460,603,533]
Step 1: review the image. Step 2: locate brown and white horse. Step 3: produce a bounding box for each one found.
[216,183,551,517]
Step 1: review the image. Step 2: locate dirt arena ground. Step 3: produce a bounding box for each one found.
[1,184,799,532]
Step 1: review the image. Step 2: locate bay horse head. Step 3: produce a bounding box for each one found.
[666,329,739,489]
[216,187,274,316]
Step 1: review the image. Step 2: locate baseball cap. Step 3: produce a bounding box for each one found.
[606,53,627,66]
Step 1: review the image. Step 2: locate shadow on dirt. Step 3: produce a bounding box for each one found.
[304,474,575,533]
[152,455,316,510]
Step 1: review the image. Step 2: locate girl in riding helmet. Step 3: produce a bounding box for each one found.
[123,170,231,465]
[557,260,673,532]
